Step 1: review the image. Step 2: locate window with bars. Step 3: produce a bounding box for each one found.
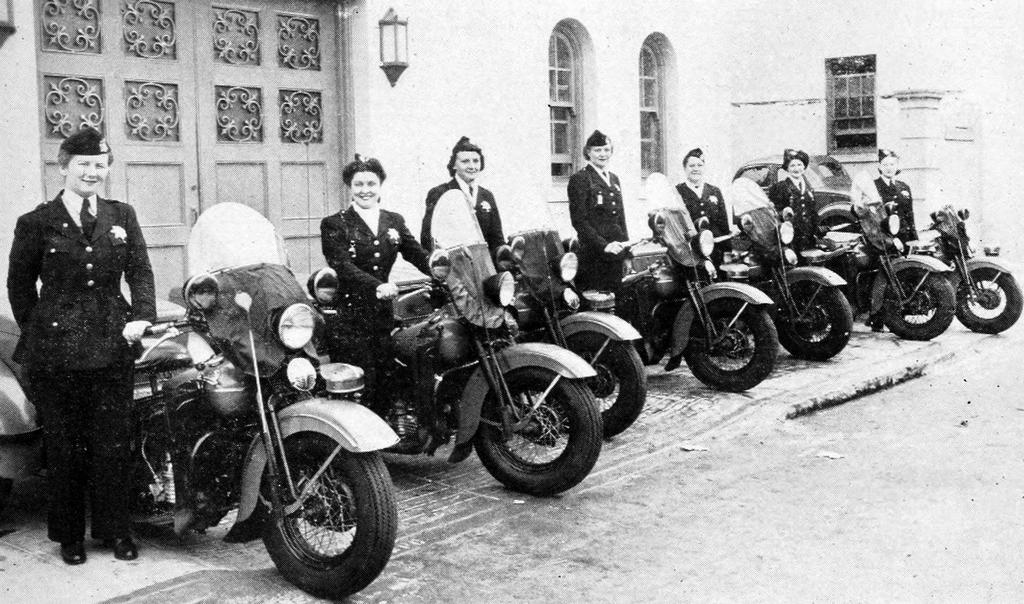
[639,42,664,177]
[549,31,579,178]
[826,55,877,152]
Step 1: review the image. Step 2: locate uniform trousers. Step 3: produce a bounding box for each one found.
[29,364,134,543]
[327,300,395,412]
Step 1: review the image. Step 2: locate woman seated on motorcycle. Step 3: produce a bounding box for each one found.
[767,148,820,253]
[320,154,431,408]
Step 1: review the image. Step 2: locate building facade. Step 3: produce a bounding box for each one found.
[1,0,1021,301]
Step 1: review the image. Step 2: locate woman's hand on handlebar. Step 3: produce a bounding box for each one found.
[123,320,152,343]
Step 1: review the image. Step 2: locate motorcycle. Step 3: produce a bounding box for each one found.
[804,200,957,340]
[311,190,603,496]
[720,177,854,361]
[0,203,400,600]
[589,173,779,392]
[908,206,1022,334]
[502,227,647,438]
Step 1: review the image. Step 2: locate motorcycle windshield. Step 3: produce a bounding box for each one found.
[730,178,778,249]
[642,173,698,266]
[932,206,965,240]
[855,202,892,251]
[511,228,565,303]
[432,190,505,328]
[186,203,307,376]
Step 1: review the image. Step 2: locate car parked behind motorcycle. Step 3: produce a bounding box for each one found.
[909,206,1021,334]
[1,203,399,600]
[720,177,854,360]
[313,190,604,496]
[502,228,647,438]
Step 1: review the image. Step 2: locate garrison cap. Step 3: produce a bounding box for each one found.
[60,127,109,156]
[782,148,810,170]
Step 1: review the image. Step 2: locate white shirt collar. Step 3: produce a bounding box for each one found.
[686,180,705,196]
[351,203,380,235]
[61,189,96,228]
[455,175,477,201]
[588,162,611,184]
[789,176,805,190]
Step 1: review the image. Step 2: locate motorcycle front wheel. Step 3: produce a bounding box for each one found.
[263,433,397,600]
[475,367,602,496]
[565,332,647,438]
[778,283,854,361]
[956,267,1023,334]
[683,299,778,392]
[882,269,956,340]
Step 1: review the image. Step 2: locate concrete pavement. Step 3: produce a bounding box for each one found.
[0,321,992,603]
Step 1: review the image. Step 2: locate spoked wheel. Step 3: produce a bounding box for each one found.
[882,269,956,340]
[778,283,854,361]
[956,267,1023,334]
[475,367,602,496]
[683,299,778,392]
[263,433,397,600]
[566,332,647,438]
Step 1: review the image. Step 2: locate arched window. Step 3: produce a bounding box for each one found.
[639,40,665,177]
[549,30,580,178]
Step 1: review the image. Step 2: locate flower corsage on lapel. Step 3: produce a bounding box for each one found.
[479,200,491,213]
[387,228,401,244]
[109,225,128,244]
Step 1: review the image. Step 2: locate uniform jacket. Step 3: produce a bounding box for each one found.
[421,179,504,254]
[568,165,629,291]
[321,206,431,311]
[768,177,818,252]
[7,193,156,370]
[874,176,918,241]
[676,182,731,250]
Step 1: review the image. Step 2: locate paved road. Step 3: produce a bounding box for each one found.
[0,323,1016,602]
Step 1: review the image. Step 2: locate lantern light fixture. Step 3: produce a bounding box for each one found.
[378,8,408,87]
[0,0,16,49]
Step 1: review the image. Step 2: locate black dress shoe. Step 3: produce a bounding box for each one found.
[60,541,86,565]
[664,354,682,372]
[102,537,139,561]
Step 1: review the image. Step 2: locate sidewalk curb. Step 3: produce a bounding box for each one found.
[784,341,958,419]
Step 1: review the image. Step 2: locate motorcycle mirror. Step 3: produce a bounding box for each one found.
[957,208,970,221]
[781,207,795,222]
[234,291,252,312]
[308,267,340,304]
[509,236,526,261]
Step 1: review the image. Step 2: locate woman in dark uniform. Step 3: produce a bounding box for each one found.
[421,136,504,254]
[568,130,629,292]
[767,148,819,252]
[6,127,155,565]
[873,148,917,242]
[676,147,733,266]
[320,155,431,409]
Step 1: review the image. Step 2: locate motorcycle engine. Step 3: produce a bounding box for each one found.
[392,317,472,366]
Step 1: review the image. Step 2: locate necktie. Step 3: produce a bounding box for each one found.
[80,198,96,238]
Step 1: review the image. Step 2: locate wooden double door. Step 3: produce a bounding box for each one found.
[37,0,344,295]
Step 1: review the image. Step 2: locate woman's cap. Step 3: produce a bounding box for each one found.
[60,127,109,156]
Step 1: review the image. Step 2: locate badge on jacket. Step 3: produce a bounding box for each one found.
[479,201,491,213]
[596,193,604,206]
[710,195,718,203]
[110,225,127,244]
[901,191,910,197]
[387,228,400,244]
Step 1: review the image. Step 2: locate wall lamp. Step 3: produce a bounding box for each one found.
[0,0,16,49]
[378,8,408,87]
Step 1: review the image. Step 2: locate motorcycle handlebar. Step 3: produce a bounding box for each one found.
[143,319,191,336]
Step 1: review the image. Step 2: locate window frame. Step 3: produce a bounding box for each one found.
[548,29,580,180]
[639,41,665,177]
[826,54,878,154]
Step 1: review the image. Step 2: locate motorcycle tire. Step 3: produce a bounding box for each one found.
[955,267,1023,334]
[778,283,854,361]
[0,478,11,516]
[475,367,602,496]
[882,269,956,341]
[683,300,778,392]
[565,332,648,438]
[263,433,397,600]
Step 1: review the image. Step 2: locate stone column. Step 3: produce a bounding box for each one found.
[886,89,946,214]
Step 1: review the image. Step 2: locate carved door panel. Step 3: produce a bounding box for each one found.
[193,0,340,276]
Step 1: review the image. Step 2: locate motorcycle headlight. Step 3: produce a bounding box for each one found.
[277,303,316,350]
[784,247,798,265]
[559,252,579,282]
[648,210,667,236]
[562,287,580,310]
[286,357,317,392]
[698,230,715,258]
[484,272,516,307]
[740,214,755,232]
[183,273,219,310]
[429,250,451,280]
[893,237,905,253]
[779,222,795,245]
[781,207,795,222]
[307,267,339,305]
[886,214,901,236]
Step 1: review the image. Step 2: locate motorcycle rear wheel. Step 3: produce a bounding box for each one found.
[683,300,778,392]
[565,332,647,438]
[263,433,397,600]
[956,268,1023,334]
[475,367,602,496]
[778,283,853,361]
[882,269,956,341]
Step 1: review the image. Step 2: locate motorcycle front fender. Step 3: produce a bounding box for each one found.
[966,256,1014,276]
[560,310,642,341]
[699,282,775,306]
[453,342,596,449]
[786,266,847,287]
[868,256,952,314]
[235,397,398,522]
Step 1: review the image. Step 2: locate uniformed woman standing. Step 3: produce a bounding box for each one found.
[768,148,819,252]
[568,130,629,292]
[6,128,155,565]
[676,147,733,265]
[320,155,431,408]
[873,148,917,242]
